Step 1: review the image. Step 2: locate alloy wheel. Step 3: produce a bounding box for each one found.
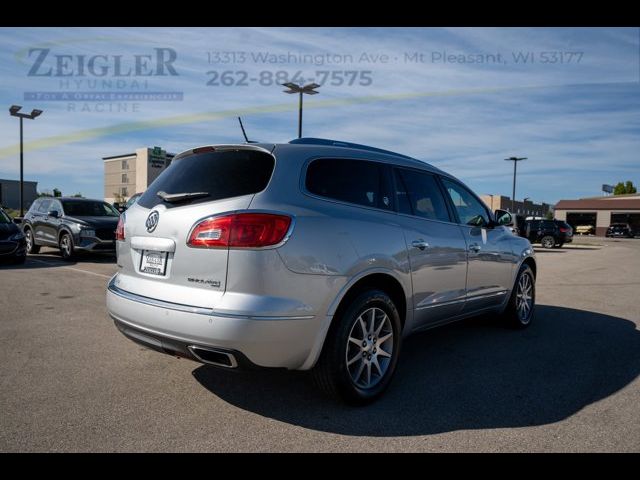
[60,235,71,257]
[345,307,394,389]
[541,236,555,248]
[515,272,533,324]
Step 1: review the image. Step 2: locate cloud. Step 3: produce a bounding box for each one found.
[0,27,638,202]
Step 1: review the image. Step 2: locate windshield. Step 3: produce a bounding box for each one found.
[62,200,119,217]
[0,209,11,224]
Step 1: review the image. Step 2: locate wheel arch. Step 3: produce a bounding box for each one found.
[58,227,73,243]
[328,271,409,332]
[300,270,410,371]
[521,256,537,278]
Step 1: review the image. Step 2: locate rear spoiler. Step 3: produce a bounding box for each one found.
[172,144,274,162]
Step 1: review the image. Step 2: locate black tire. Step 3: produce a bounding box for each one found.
[313,289,402,405]
[24,228,40,254]
[540,235,555,249]
[501,264,535,329]
[59,232,75,261]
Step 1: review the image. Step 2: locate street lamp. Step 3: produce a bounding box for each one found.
[504,156,527,213]
[282,83,320,138]
[9,105,43,217]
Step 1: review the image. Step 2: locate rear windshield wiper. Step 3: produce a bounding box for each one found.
[156,190,209,203]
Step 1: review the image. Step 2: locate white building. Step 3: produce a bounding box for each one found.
[103,147,174,204]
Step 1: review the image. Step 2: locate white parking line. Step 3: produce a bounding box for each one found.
[28,257,112,279]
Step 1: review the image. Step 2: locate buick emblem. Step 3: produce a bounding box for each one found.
[145,211,159,233]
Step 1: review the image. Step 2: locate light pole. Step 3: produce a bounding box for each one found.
[9,105,43,217]
[282,83,320,138]
[504,156,527,213]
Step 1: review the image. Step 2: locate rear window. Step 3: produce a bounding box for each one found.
[305,158,391,210]
[138,149,275,209]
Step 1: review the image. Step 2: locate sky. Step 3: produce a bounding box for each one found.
[0,27,638,204]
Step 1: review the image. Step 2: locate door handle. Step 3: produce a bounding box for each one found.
[468,243,481,253]
[411,239,429,250]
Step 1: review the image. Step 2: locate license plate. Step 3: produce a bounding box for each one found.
[140,250,168,276]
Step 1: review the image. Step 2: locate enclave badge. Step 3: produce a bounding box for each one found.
[146,211,159,233]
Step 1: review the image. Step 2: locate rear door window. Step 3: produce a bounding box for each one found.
[138,149,275,209]
[305,158,392,210]
[394,168,450,222]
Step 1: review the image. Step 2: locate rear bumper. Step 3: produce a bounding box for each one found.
[106,275,327,370]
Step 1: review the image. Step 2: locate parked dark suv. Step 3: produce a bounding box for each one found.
[606,223,635,238]
[522,219,573,248]
[0,206,26,263]
[22,197,120,260]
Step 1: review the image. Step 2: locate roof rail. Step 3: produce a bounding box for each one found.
[289,137,414,160]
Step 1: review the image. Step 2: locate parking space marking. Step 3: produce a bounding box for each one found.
[28,257,112,279]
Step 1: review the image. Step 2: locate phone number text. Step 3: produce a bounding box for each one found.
[205,70,373,87]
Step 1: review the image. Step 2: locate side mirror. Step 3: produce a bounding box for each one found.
[47,210,60,218]
[13,217,22,225]
[495,209,513,226]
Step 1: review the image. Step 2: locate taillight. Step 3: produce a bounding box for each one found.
[115,215,125,241]
[559,227,569,233]
[188,213,292,248]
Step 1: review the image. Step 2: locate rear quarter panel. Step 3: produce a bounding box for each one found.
[249,146,414,332]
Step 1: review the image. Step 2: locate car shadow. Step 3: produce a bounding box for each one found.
[192,305,640,436]
[0,250,116,269]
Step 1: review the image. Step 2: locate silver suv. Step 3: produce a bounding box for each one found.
[107,138,536,404]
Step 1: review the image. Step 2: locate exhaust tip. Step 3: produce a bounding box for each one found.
[188,346,238,368]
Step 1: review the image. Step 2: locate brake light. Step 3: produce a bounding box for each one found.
[192,146,216,154]
[559,227,569,233]
[188,213,292,248]
[115,215,125,241]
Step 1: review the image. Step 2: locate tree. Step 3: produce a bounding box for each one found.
[53,188,62,198]
[544,211,554,220]
[625,181,637,194]
[72,193,83,198]
[614,181,637,195]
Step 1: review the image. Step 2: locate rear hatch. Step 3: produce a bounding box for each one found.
[115,145,275,309]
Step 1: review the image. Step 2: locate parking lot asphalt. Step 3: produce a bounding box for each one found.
[1,239,639,452]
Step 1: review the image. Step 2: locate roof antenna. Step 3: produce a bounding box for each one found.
[238,116,255,143]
